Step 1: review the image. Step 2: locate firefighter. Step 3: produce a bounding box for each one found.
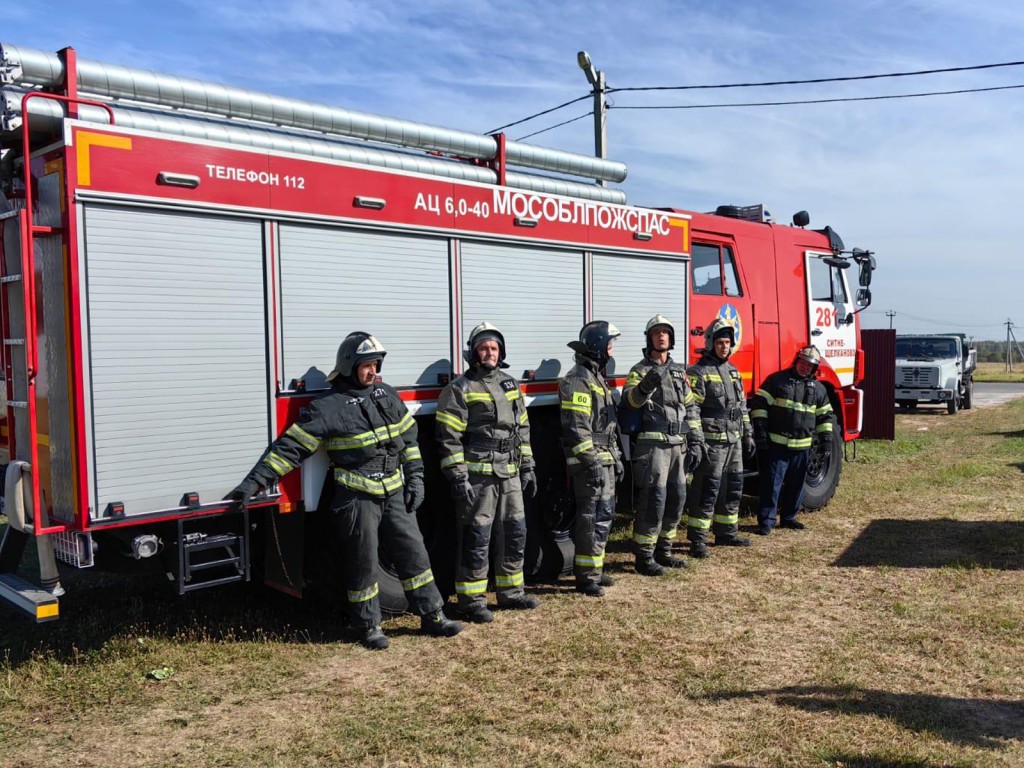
[559,320,624,597]
[621,315,706,575]
[685,318,756,558]
[227,332,463,651]
[435,322,539,623]
[750,345,834,534]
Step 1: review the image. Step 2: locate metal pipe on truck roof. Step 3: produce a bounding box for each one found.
[0,43,628,184]
[2,90,628,204]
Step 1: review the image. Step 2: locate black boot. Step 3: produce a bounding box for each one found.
[498,595,540,610]
[690,541,709,559]
[362,625,390,650]
[457,604,495,623]
[635,554,666,577]
[576,582,605,597]
[420,610,464,638]
[779,519,806,530]
[715,535,752,547]
[655,547,689,569]
[599,572,616,587]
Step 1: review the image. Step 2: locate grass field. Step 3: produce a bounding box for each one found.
[2,401,1023,767]
[973,362,1024,383]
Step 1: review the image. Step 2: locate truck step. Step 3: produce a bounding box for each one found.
[0,572,59,622]
[175,512,250,595]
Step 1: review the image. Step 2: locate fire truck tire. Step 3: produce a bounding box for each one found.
[962,379,973,410]
[947,396,959,415]
[801,416,842,511]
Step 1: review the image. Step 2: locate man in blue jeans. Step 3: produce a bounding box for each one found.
[750,346,834,534]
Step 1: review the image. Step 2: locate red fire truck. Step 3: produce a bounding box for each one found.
[0,45,874,620]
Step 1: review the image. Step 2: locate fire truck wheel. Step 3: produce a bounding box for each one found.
[802,416,841,511]
[962,380,973,410]
[947,396,959,415]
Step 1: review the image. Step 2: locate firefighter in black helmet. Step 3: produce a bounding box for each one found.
[685,317,755,557]
[620,315,705,575]
[435,322,539,623]
[228,332,462,650]
[559,320,624,596]
[750,345,834,534]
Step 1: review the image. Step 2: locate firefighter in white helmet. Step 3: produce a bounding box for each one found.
[685,317,755,557]
[228,332,463,650]
[749,345,834,534]
[620,315,706,575]
[435,322,539,623]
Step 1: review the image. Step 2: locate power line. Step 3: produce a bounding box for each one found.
[514,111,593,142]
[486,94,591,135]
[891,309,1004,329]
[612,83,1024,111]
[607,60,1024,93]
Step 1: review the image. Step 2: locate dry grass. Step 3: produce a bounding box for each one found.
[973,362,1024,383]
[2,402,1024,767]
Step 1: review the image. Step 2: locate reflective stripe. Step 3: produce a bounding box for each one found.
[333,468,404,496]
[703,372,723,382]
[326,414,416,451]
[816,422,833,433]
[574,553,604,568]
[455,579,488,596]
[402,569,435,592]
[436,411,468,432]
[263,451,294,476]
[704,432,734,442]
[401,445,422,463]
[633,532,658,545]
[440,452,465,469]
[751,409,768,420]
[816,403,834,415]
[348,583,380,603]
[769,433,813,450]
[519,410,529,425]
[683,391,696,405]
[587,382,606,396]
[495,571,524,588]
[465,392,494,403]
[571,439,594,455]
[687,517,712,530]
[713,513,738,525]
[285,423,320,452]
[505,389,521,401]
[466,462,520,476]
[567,451,613,466]
[637,432,677,442]
[561,401,591,414]
[692,391,706,404]
[756,388,775,404]
[660,528,678,541]
[687,419,702,430]
[520,444,534,457]
[775,398,817,414]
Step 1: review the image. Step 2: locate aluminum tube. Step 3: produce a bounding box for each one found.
[1,43,628,183]
[6,93,627,204]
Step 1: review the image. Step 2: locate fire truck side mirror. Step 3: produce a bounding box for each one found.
[856,287,871,308]
[852,248,875,287]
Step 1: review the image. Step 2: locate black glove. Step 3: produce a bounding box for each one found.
[520,468,538,499]
[742,435,757,461]
[754,425,769,452]
[450,477,476,507]
[404,475,425,513]
[614,459,625,484]
[585,462,606,490]
[685,440,707,474]
[225,478,260,512]
[637,367,663,398]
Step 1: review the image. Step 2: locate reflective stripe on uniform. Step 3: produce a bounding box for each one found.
[816,421,833,433]
[756,388,775,404]
[633,532,658,545]
[519,409,529,425]
[660,528,678,541]
[774,398,817,414]
[566,451,613,465]
[263,451,294,476]
[816,403,834,416]
[465,392,494,403]
[333,468,404,496]
[769,433,813,449]
[401,445,422,463]
[575,553,604,568]
[750,409,768,420]
[687,516,712,530]
[326,413,416,451]
[505,389,521,401]
[456,579,488,596]
[285,423,321,452]
[348,583,380,603]
[440,452,466,469]
[436,411,468,432]
[571,439,594,455]
[495,571,524,588]
[520,444,534,457]
[401,569,435,592]
[561,390,592,414]
[466,461,520,476]
[713,513,739,526]
[587,382,606,396]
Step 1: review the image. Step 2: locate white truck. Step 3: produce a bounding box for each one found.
[895,334,976,414]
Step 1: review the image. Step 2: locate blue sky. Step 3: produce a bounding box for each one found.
[7,1,1024,338]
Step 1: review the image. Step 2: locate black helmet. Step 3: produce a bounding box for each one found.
[644,314,675,351]
[327,332,387,382]
[704,317,736,357]
[463,321,509,369]
[569,320,621,366]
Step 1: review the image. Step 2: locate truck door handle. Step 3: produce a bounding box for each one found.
[691,327,704,336]
[811,328,823,336]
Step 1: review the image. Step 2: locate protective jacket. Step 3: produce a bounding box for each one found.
[559,355,622,470]
[622,357,704,446]
[241,380,422,495]
[687,351,752,445]
[750,367,833,450]
[436,366,534,481]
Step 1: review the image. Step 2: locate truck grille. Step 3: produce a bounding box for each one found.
[897,367,939,387]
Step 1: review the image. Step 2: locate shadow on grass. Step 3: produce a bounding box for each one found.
[706,685,1024,749]
[832,519,1024,570]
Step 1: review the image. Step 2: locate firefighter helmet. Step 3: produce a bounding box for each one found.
[463,321,509,368]
[569,320,621,365]
[644,314,675,350]
[795,345,821,371]
[327,332,387,382]
[704,317,736,356]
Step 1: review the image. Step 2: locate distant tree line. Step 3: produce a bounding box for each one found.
[974,340,1024,363]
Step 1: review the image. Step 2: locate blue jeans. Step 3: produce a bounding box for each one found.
[758,444,809,527]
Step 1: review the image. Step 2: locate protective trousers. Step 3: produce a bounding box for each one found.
[758,444,810,527]
[571,466,615,587]
[455,475,527,610]
[632,442,686,557]
[688,441,743,544]
[330,485,443,629]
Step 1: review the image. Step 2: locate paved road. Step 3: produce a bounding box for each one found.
[972,382,1024,408]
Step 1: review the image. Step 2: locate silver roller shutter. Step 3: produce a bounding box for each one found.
[278,225,450,389]
[460,241,583,381]
[83,206,269,517]
[591,252,688,377]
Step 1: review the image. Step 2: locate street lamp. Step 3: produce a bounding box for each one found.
[577,50,607,185]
